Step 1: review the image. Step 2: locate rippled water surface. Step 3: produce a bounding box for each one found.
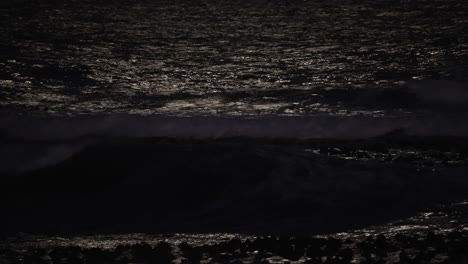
[1,0,467,116]
[1,201,467,263]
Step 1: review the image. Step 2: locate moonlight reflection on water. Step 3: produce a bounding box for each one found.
[0,0,467,116]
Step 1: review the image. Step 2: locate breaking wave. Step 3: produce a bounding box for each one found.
[1,113,468,142]
[1,134,468,234]
[1,112,468,234]
[0,135,468,233]
[1,113,467,174]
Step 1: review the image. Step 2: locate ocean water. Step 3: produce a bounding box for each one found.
[1,0,468,237]
[0,0,467,116]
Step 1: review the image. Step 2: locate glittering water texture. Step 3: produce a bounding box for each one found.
[1,201,467,263]
[1,0,467,116]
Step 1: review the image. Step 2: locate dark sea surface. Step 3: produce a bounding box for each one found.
[0,0,467,116]
[1,1,468,261]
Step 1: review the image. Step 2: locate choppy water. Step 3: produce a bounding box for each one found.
[1,0,467,116]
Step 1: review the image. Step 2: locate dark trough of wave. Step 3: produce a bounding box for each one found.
[1,131,468,235]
